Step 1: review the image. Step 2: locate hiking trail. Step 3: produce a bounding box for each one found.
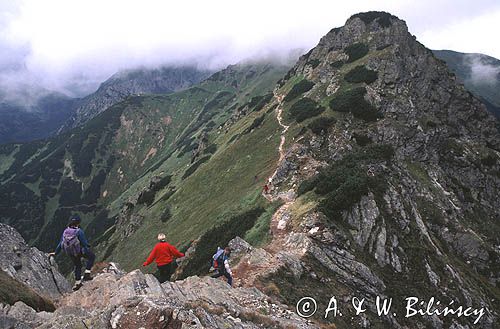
[267,93,289,193]
[233,92,302,287]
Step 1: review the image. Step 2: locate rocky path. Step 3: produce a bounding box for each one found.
[264,92,298,244]
[233,93,304,288]
[267,93,289,193]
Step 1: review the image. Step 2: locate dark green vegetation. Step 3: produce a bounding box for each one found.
[344,65,378,84]
[243,114,266,134]
[0,92,77,144]
[248,93,273,112]
[329,87,380,121]
[330,60,344,68]
[350,11,398,28]
[345,43,370,63]
[308,59,321,68]
[182,155,211,179]
[160,206,172,223]
[0,269,55,312]
[178,207,265,278]
[289,98,325,123]
[298,144,394,219]
[307,117,336,134]
[283,79,314,102]
[353,132,372,146]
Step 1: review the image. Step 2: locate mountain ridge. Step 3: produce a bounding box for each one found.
[0,11,499,328]
[60,65,213,130]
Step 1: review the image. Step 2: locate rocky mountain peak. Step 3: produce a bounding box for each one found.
[258,10,500,328]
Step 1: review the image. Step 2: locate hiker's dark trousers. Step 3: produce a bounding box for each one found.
[70,250,95,281]
[156,262,176,283]
[212,271,233,286]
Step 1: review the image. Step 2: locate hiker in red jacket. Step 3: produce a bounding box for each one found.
[143,233,184,283]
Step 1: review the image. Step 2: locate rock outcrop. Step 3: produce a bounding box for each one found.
[0,223,71,301]
[0,224,316,329]
[16,268,316,329]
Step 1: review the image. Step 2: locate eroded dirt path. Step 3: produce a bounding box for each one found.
[267,94,289,191]
[233,92,301,287]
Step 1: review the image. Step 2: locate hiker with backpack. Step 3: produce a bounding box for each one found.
[143,233,184,283]
[48,215,95,291]
[211,246,233,286]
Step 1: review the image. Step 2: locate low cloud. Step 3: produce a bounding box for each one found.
[0,0,499,105]
[465,54,500,86]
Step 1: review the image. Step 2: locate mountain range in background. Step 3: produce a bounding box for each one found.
[434,50,500,118]
[0,66,212,144]
[0,50,499,145]
[0,87,77,144]
[60,66,213,130]
[0,11,499,329]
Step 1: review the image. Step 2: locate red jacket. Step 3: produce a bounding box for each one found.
[143,242,184,266]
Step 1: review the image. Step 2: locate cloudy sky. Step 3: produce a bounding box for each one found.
[1,0,499,96]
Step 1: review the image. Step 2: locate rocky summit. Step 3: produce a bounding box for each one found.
[0,11,499,329]
[229,12,499,328]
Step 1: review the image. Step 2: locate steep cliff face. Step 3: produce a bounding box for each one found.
[222,12,500,328]
[0,223,70,301]
[0,223,70,325]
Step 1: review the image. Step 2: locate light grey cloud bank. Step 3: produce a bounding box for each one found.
[466,55,500,86]
[1,0,499,98]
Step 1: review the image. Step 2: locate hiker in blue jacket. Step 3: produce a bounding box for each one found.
[49,215,95,290]
[211,247,233,286]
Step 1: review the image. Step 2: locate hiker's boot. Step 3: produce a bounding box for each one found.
[83,270,93,281]
[72,280,83,291]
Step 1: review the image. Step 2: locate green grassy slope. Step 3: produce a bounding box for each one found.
[0,62,289,274]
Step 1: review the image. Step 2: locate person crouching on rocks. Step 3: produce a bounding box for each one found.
[211,246,233,286]
[49,214,95,291]
[143,233,184,283]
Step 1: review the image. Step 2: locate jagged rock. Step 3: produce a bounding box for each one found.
[39,268,317,329]
[286,233,385,295]
[228,237,253,260]
[425,261,440,287]
[246,248,273,268]
[0,224,71,301]
[345,193,380,248]
[0,301,54,329]
[276,252,303,280]
[451,232,490,269]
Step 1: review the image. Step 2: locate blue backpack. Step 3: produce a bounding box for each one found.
[62,227,82,256]
[211,248,225,272]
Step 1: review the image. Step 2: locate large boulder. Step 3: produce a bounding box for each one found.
[0,224,71,301]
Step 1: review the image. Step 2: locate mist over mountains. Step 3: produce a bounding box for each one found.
[434,50,500,118]
[0,10,499,328]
